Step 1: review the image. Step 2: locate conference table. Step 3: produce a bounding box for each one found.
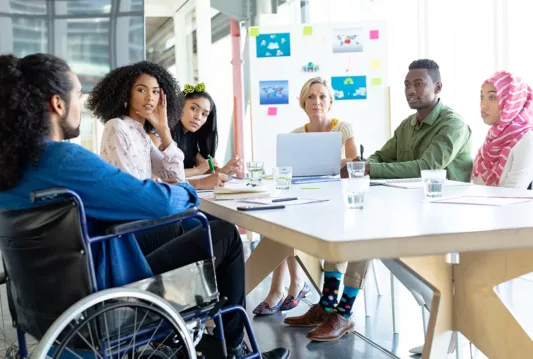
[199,179,533,359]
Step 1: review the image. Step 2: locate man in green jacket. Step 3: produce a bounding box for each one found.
[365,59,473,182]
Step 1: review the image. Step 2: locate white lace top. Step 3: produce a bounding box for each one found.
[100,116,185,181]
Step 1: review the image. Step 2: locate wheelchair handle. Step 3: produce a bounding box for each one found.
[207,296,228,318]
[30,188,74,203]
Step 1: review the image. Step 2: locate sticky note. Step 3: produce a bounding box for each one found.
[267,107,277,116]
[372,78,382,86]
[303,26,313,36]
[371,60,381,69]
[370,30,379,40]
[249,27,260,37]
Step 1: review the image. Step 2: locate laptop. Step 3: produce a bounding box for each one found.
[276,132,342,177]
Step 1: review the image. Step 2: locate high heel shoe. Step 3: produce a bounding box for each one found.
[280,282,311,311]
[253,296,285,315]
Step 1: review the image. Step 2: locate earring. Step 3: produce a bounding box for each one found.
[124,102,127,108]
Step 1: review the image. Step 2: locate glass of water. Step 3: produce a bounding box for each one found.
[346,161,366,178]
[421,170,447,198]
[274,166,293,190]
[342,176,370,209]
[246,161,264,186]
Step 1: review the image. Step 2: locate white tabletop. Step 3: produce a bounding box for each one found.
[199,180,533,261]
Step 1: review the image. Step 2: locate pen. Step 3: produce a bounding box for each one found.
[272,197,298,203]
[360,144,365,162]
[207,155,215,173]
[300,186,319,190]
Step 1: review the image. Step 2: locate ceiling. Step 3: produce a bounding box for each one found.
[146,16,171,42]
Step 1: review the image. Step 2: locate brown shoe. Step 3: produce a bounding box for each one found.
[306,313,355,342]
[283,304,330,327]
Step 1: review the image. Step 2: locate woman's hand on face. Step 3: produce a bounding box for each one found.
[218,155,242,175]
[137,89,169,133]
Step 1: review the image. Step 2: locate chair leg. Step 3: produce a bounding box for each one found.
[371,260,382,296]
[363,288,369,317]
[422,305,428,335]
[391,272,399,333]
[16,329,27,359]
[455,331,462,359]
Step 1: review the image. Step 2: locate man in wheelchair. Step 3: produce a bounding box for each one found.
[0,53,289,359]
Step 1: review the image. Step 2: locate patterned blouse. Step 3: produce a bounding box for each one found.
[100,116,185,181]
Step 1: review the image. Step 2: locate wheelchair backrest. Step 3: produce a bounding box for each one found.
[0,198,92,339]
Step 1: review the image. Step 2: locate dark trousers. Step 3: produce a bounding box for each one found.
[134,220,245,348]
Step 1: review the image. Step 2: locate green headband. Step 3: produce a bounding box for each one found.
[183,82,206,94]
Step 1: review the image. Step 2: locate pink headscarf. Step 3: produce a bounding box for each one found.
[472,71,533,186]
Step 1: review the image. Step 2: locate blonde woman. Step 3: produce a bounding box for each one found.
[253,77,362,326]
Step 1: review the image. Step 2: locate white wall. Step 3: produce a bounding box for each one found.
[303,0,532,154]
[175,0,533,164]
[209,35,234,163]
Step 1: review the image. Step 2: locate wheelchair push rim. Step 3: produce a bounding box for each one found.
[31,288,196,359]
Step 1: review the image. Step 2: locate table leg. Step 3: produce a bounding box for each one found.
[245,237,323,296]
[294,251,323,293]
[454,248,533,359]
[399,255,453,359]
[245,236,296,295]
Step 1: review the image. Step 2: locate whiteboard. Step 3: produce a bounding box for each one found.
[248,21,390,171]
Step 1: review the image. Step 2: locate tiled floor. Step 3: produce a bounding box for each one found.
[0,243,532,358]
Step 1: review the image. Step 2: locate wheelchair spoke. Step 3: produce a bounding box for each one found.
[132,308,137,359]
[136,319,164,358]
[86,317,98,359]
[74,325,105,359]
[144,331,174,359]
[103,311,111,357]
[59,341,86,359]
[38,293,195,359]
[119,304,152,359]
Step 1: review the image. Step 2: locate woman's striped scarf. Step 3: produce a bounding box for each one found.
[472,71,533,186]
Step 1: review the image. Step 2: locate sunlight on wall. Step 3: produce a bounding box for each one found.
[304,0,533,155]
[208,34,234,163]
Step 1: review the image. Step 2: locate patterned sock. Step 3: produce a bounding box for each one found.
[337,285,360,318]
[319,271,343,312]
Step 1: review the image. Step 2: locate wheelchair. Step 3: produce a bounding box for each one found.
[0,188,261,358]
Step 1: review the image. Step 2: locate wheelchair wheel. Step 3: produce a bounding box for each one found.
[31,288,196,359]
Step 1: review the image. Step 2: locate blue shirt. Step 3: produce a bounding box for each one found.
[0,141,199,289]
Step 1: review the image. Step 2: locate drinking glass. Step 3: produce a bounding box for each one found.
[273,166,292,190]
[342,176,370,209]
[421,170,446,198]
[346,161,366,178]
[246,161,264,186]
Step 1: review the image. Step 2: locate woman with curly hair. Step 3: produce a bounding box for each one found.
[151,83,241,176]
[87,61,228,189]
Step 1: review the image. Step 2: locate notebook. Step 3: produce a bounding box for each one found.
[370,178,472,189]
[213,182,270,200]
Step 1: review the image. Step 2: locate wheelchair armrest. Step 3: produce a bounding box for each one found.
[30,188,76,203]
[106,208,200,235]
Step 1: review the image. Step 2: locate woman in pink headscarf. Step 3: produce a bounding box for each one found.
[472,71,533,188]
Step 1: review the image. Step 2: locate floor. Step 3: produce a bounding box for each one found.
[0,243,532,358]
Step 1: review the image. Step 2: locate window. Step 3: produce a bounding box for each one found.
[0,0,145,154]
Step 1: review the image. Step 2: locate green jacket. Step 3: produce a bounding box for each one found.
[368,100,473,182]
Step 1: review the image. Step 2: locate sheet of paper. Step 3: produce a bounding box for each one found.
[241,198,329,206]
[215,181,268,194]
[429,196,533,206]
